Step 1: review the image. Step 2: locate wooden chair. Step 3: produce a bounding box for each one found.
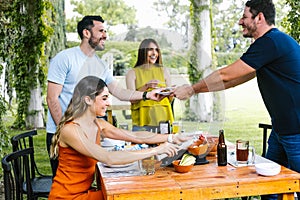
[239,123,273,200]
[2,148,49,200]
[10,130,52,198]
[258,123,272,157]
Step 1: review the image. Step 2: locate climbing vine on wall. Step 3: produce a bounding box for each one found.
[188,0,216,84]
[0,0,54,128]
[188,0,205,84]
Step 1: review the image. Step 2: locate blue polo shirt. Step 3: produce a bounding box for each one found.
[241,28,300,135]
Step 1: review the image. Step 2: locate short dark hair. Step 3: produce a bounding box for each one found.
[77,15,104,39]
[245,0,275,25]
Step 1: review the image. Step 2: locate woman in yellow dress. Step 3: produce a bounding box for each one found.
[126,38,174,132]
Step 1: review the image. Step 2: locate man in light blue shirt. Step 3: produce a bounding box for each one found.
[46,15,161,177]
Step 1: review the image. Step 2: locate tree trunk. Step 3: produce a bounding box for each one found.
[26,86,44,128]
[189,0,213,122]
[24,0,66,128]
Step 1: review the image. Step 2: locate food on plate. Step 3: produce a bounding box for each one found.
[188,143,208,155]
[172,160,194,173]
[188,135,209,155]
[179,154,196,166]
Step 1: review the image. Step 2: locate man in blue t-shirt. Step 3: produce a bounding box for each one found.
[46,16,162,177]
[174,0,300,199]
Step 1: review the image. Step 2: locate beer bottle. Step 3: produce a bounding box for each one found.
[217,129,227,166]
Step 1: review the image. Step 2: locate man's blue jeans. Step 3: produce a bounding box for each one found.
[261,130,300,200]
[47,132,58,177]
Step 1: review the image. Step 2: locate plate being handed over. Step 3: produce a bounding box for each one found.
[157,87,175,96]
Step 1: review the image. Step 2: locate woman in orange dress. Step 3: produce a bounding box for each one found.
[48,76,189,199]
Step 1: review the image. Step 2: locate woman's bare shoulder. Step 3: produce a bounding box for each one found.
[60,123,82,141]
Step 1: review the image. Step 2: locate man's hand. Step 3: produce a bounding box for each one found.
[173,84,195,100]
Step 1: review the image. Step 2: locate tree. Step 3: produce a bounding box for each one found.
[282,0,300,43]
[188,0,221,122]
[153,0,190,39]
[67,0,137,34]
[125,26,171,48]
[154,0,296,53]
[154,0,222,121]
[212,1,248,53]
[0,0,65,129]
[152,0,298,122]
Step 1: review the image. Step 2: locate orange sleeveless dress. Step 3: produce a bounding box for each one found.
[48,122,103,200]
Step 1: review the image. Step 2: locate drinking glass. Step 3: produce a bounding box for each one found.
[139,156,156,175]
[236,140,255,165]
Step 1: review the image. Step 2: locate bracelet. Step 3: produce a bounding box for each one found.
[143,91,149,101]
[167,134,173,143]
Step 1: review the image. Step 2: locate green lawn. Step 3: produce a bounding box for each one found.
[1,78,270,200]
[115,78,270,155]
[222,78,270,154]
[4,78,270,174]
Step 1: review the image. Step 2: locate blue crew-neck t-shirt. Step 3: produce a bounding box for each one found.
[46,46,114,134]
[241,28,300,135]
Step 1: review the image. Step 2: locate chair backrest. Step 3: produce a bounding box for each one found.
[10,130,52,198]
[11,130,40,178]
[2,148,35,200]
[258,123,272,157]
[11,130,37,152]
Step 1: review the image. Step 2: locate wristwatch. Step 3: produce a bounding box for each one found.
[167,134,173,143]
[143,91,149,101]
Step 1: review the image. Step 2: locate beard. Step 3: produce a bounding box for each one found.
[95,44,105,51]
[88,32,105,51]
[242,22,257,38]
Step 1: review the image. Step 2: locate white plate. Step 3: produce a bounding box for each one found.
[255,162,281,176]
[103,162,134,168]
[101,138,125,147]
[165,86,175,90]
[158,91,171,95]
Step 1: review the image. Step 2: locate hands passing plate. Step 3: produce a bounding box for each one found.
[158,91,172,95]
[157,87,175,96]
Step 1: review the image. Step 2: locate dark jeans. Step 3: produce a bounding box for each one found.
[47,132,58,178]
[261,130,300,200]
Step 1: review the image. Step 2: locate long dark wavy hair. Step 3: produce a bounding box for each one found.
[50,76,107,158]
[134,38,163,68]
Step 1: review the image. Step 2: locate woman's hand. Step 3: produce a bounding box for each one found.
[155,142,180,157]
[145,80,159,90]
[172,134,193,145]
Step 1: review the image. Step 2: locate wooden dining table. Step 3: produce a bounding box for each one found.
[97,154,300,200]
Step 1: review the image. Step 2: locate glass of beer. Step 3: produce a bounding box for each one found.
[172,121,181,134]
[236,140,255,165]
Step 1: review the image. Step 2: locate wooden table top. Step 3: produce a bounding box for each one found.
[98,155,300,200]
